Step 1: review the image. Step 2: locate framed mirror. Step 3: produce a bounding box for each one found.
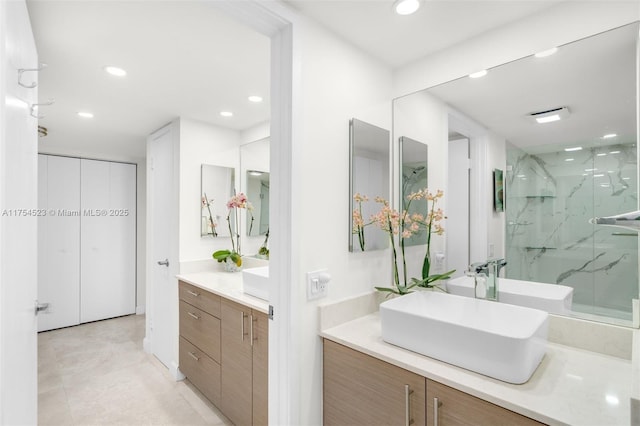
[400,136,428,247]
[201,164,236,237]
[240,137,270,257]
[349,118,391,252]
[393,22,639,326]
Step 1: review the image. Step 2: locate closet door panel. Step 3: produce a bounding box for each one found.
[80,159,136,323]
[37,155,81,331]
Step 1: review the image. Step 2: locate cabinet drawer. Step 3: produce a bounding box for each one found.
[427,380,544,425]
[179,281,221,318]
[179,337,221,405]
[179,300,221,363]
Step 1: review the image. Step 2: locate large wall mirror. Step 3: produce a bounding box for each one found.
[201,164,236,237]
[393,22,640,327]
[349,118,391,252]
[241,137,270,255]
[400,136,428,247]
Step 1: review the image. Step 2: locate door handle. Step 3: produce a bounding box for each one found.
[35,300,49,315]
[157,259,169,267]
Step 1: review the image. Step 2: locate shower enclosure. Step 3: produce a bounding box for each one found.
[505,141,639,324]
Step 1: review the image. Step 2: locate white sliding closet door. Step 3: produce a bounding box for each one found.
[38,155,81,332]
[80,159,136,323]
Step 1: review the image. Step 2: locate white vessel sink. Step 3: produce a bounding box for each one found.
[380,291,548,384]
[242,266,269,301]
[447,276,573,315]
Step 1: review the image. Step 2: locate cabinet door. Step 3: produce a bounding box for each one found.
[80,159,136,323]
[324,339,426,426]
[220,299,253,426]
[426,380,543,426]
[37,155,81,331]
[252,310,268,426]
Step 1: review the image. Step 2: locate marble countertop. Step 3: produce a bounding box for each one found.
[176,271,269,314]
[321,312,634,426]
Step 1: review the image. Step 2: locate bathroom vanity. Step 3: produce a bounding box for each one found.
[320,296,636,426]
[177,273,269,426]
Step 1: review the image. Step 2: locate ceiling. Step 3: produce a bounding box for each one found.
[26,0,589,160]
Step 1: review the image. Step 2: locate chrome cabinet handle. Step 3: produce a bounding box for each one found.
[187,312,200,320]
[188,351,199,361]
[434,397,442,426]
[250,314,255,347]
[241,312,247,341]
[187,290,199,297]
[157,259,169,267]
[405,384,414,426]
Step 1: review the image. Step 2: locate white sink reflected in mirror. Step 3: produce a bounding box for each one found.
[242,266,269,301]
[447,276,573,315]
[380,291,548,384]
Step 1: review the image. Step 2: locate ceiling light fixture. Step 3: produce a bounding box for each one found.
[534,47,558,58]
[220,111,233,117]
[597,153,607,157]
[529,106,569,124]
[77,111,94,118]
[565,158,574,162]
[393,0,420,15]
[468,70,488,79]
[249,171,263,176]
[610,150,621,154]
[602,133,617,139]
[104,66,127,77]
[248,95,263,103]
[564,146,582,152]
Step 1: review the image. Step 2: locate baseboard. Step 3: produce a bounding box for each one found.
[136,305,146,315]
[170,360,186,381]
[143,336,152,354]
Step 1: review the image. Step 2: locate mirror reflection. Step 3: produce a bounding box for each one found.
[400,136,428,247]
[393,22,639,326]
[201,164,236,237]
[349,118,391,252]
[246,170,270,236]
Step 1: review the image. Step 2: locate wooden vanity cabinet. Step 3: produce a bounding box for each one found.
[323,339,545,426]
[219,298,269,426]
[323,339,426,426]
[426,380,543,426]
[179,281,222,405]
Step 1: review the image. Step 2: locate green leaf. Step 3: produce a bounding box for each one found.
[212,250,231,261]
[421,255,431,280]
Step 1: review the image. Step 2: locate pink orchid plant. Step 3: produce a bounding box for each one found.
[213,192,251,268]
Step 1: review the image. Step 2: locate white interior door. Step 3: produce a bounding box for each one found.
[38,155,81,331]
[80,159,136,323]
[0,0,39,422]
[148,124,178,370]
[447,138,470,278]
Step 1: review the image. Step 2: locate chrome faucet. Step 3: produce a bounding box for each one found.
[465,258,507,301]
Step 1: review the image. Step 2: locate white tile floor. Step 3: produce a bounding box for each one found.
[38,314,232,425]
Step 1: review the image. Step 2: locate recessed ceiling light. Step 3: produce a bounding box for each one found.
[534,47,558,58]
[248,95,263,103]
[564,146,582,152]
[393,0,420,15]
[249,171,263,176]
[602,133,617,139]
[468,70,488,79]
[220,111,233,117]
[104,66,127,77]
[77,111,94,118]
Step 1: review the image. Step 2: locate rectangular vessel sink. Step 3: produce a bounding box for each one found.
[242,266,269,301]
[380,291,548,384]
[446,276,573,315]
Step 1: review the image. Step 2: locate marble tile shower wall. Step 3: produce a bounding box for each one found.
[505,143,638,318]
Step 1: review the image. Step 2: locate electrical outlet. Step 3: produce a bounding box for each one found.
[307,269,330,300]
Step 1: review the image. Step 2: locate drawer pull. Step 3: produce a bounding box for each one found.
[250,314,254,347]
[241,312,248,341]
[187,290,200,297]
[433,397,442,426]
[187,312,200,320]
[405,384,414,426]
[188,351,200,361]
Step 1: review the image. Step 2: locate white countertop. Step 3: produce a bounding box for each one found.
[321,312,634,426]
[176,271,270,314]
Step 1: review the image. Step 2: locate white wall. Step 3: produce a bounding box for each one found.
[290,15,393,425]
[178,117,241,263]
